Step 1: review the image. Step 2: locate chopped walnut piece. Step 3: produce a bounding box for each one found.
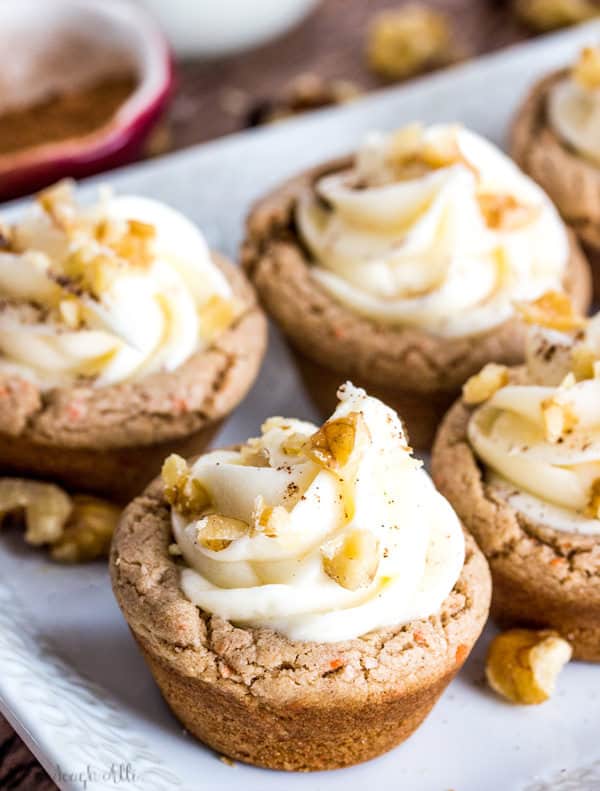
[0,478,119,562]
[196,513,249,551]
[109,219,156,268]
[573,45,600,89]
[0,478,72,545]
[463,363,509,405]
[281,432,308,456]
[366,5,456,81]
[37,180,77,231]
[321,528,380,591]
[162,454,211,517]
[478,193,539,230]
[61,249,117,298]
[515,291,585,332]
[585,479,600,519]
[239,438,270,467]
[541,393,578,443]
[50,495,120,563]
[251,496,290,537]
[486,629,572,704]
[307,411,368,470]
[200,295,237,342]
[514,0,599,32]
[387,123,425,163]
[58,298,82,329]
[572,344,597,381]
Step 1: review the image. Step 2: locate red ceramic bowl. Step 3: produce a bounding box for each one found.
[0,0,173,201]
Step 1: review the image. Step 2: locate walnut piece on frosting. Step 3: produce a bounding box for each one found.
[366,5,456,81]
[162,454,211,518]
[486,628,572,704]
[196,513,249,552]
[0,478,119,562]
[478,194,539,231]
[573,45,600,90]
[541,374,579,443]
[463,363,509,405]
[515,291,585,332]
[251,496,290,538]
[306,412,368,471]
[321,528,380,591]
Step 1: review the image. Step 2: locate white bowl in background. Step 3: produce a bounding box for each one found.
[135,0,320,58]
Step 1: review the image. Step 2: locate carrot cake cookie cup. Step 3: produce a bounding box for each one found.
[243,123,591,449]
[432,294,600,661]
[512,46,600,298]
[111,383,491,771]
[0,182,266,502]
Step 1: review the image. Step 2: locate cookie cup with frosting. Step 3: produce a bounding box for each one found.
[432,297,600,660]
[512,46,600,297]
[111,384,491,770]
[243,123,591,449]
[0,183,266,501]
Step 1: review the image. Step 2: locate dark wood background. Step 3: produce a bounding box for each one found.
[0,1,531,787]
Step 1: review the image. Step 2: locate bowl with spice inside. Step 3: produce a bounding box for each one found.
[0,0,173,201]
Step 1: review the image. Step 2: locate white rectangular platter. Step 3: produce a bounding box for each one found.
[1,22,600,791]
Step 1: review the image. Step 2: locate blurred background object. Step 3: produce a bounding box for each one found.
[135,0,320,57]
[514,0,600,32]
[0,0,172,200]
[4,0,593,200]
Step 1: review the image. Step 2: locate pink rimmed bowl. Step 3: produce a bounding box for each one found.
[0,0,173,201]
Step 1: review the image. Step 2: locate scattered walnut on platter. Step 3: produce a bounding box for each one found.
[486,628,572,704]
[0,478,120,563]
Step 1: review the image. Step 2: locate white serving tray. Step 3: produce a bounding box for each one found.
[2,23,600,791]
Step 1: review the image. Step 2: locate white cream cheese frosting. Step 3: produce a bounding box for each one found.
[468,303,600,535]
[166,382,465,643]
[296,123,569,338]
[548,46,600,167]
[0,181,237,389]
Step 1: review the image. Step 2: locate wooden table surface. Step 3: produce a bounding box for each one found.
[0,1,530,787]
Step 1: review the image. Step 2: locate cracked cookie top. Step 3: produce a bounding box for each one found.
[0,180,241,390]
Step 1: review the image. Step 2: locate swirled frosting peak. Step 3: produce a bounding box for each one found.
[548,46,600,166]
[166,382,465,642]
[467,297,600,534]
[0,181,237,389]
[296,123,569,337]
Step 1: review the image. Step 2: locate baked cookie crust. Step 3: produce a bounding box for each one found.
[432,394,600,661]
[0,257,267,501]
[512,69,600,296]
[242,159,591,447]
[110,475,491,771]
